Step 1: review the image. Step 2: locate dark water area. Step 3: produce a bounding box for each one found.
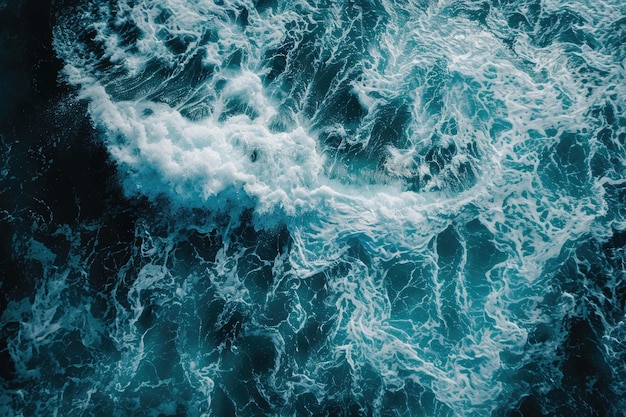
[1,0,626,416]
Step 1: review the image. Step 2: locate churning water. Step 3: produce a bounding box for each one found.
[1,0,626,415]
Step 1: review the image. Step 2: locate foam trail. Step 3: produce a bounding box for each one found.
[1,0,626,416]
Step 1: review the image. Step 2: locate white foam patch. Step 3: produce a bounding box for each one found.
[72,75,323,215]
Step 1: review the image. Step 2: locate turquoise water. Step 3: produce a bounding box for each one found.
[1,0,626,415]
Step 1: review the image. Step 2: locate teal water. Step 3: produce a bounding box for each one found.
[1,0,626,416]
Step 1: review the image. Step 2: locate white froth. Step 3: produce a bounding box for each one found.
[51,0,626,414]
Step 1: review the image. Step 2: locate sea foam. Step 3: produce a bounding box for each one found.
[15,0,622,415]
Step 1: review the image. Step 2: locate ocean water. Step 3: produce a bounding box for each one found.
[1,0,625,416]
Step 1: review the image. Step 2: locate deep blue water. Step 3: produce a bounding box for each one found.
[1,0,626,416]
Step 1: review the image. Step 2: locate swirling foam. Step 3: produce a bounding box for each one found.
[27,0,626,415]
